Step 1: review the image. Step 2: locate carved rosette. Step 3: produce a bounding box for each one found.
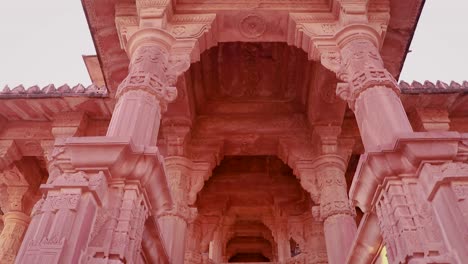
[238,14,267,39]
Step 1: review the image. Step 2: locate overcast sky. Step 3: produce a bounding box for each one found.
[0,1,467,87]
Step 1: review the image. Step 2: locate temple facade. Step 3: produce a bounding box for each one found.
[0,0,467,263]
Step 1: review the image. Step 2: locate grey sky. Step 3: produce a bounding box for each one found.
[0,1,466,87]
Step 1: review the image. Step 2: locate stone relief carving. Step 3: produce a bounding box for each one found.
[239,14,267,39]
[117,46,179,109]
[376,180,451,263]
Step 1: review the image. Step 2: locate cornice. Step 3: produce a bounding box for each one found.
[0,84,108,98]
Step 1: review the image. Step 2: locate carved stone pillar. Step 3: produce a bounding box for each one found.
[185,220,203,264]
[375,177,451,264]
[299,208,328,264]
[87,181,149,264]
[106,45,178,146]
[322,37,413,151]
[0,186,30,264]
[15,169,107,264]
[0,142,35,264]
[315,155,356,264]
[184,216,219,264]
[158,156,199,264]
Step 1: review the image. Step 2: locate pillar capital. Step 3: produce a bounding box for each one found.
[321,36,399,109]
[0,211,30,264]
[116,44,179,111]
[289,20,413,150]
[164,156,211,209]
[0,185,28,214]
[340,40,398,101]
[313,154,354,220]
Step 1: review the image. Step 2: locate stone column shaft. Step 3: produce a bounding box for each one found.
[315,155,357,264]
[158,156,199,264]
[276,224,290,262]
[332,38,413,151]
[210,229,223,263]
[0,211,30,263]
[106,45,177,146]
[0,165,32,264]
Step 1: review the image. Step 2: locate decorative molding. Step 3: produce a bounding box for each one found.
[399,80,468,93]
[0,84,108,98]
[238,14,267,39]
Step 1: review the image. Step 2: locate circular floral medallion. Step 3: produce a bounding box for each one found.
[239,14,267,39]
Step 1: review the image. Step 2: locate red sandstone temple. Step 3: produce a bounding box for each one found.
[1,0,467,263]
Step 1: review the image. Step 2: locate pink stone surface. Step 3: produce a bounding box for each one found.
[1,0,468,263]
